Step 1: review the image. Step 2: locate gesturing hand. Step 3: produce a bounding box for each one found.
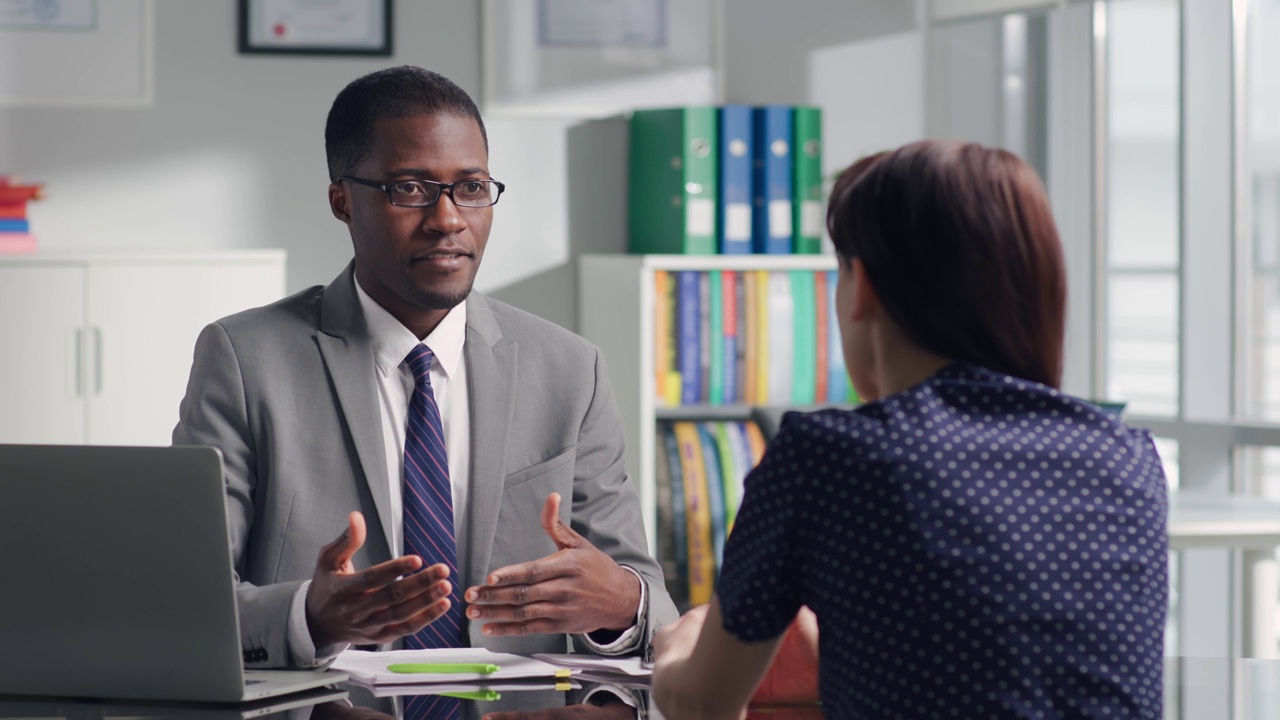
[464,493,641,637]
[305,511,455,648]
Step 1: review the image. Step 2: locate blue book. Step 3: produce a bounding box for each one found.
[718,105,755,254]
[0,219,30,233]
[827,270,848,403]
[677,271,702,405]
[697,423,728,572]
[662,424,688,602]
[722,272,738,404]
[752,105,794,254]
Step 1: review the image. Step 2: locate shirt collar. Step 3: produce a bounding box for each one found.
[353,277,467,380]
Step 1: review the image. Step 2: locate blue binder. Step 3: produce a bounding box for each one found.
[752,105,793,254]
[718,105,754,255]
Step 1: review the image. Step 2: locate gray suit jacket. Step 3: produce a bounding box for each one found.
[173,264,677,668]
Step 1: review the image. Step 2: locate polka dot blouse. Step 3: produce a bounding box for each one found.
[717,363,1169,719]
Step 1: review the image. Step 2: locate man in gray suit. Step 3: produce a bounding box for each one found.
[173,66,676,669]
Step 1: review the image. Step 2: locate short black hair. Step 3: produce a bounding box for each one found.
[324,65,488,181]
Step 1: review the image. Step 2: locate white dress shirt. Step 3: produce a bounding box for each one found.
[285,280,643,666]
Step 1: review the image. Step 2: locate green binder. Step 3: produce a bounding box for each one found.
[792,106,824,255]
[629,107,719,254]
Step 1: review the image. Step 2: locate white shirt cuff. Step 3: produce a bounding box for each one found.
[288,580,348,668]
[579,565,647,655]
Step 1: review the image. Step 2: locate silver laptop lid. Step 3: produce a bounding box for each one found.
[0,444,246,702]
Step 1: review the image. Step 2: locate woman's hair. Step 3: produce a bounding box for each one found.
[827,140,1066,388]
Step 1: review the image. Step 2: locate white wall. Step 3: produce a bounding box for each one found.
[2,1,481,294]
[2,0,931,324]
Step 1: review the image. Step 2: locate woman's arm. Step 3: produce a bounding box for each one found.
[652,599,784,720]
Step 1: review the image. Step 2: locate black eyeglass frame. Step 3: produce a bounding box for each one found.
[339,176,506,208]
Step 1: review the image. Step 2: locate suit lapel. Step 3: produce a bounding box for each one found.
[315,264,395,555]
[464,294,517,588]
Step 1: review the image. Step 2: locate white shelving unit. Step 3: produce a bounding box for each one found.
[578,253,839,550]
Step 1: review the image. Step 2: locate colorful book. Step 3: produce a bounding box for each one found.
[792,106,824,254]
[735,270,748,404]
[663,271,682,407]
[654,270,672,406]
[754,270,771,404]
[744,420,769,464]
[698,271,712,404]
[721,271,739,405]
[0,205,27,220]
[727,421,755,514]
[629,107,719,254]
[766,272,794,405]
[0,219,30,233]
[827,270,849,403]
[0,233,37,254]
[697,423,728,572]
[814,271,830,403]
[0,185,42,204]
[790,270,817,405]
[654,422,678,594]
[752,105,793,254]
[718,105,755,254]
[743,270,759,405]
[708,271,725,405]
[677,271,701,405]
[713,422,742,534]
[673,422,715,606]
[661,424,689,605]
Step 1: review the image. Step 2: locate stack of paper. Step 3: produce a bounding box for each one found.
[533,654,652,687]
[333,648,578,687]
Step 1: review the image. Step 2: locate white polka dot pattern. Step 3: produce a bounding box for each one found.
[717,363,1169,719]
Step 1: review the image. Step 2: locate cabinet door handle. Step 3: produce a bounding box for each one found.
[92,327,103,395]
[73,327,84,398]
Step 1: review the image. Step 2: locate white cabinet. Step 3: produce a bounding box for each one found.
[577,253,838,551]
[0,251,286,446]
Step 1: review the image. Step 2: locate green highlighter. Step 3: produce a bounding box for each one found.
[438,689,502,702]
[386,662,501,675]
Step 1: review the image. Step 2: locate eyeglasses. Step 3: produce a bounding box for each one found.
[340,176,505,208]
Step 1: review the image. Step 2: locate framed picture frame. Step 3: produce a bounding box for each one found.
[482,0,716,117]
[238,0,392,57]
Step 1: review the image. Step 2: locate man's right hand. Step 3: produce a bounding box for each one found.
[305,511,454,648]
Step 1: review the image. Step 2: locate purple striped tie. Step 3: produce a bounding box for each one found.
[402,345,462,720]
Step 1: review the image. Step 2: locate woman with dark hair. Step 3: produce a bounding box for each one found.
[652,140,1168,720]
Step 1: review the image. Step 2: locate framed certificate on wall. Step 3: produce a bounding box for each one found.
[238,0,392,56]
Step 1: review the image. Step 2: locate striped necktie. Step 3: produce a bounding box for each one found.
[401,345,464,720]
[402,343,464,647]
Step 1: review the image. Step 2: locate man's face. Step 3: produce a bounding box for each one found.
[331,113,493,329]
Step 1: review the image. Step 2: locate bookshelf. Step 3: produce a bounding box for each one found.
[578,253,840,553]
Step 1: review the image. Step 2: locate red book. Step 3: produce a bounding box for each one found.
[0,232,37,254]
[814,271,829,404]
[0,204,26,219]
[0,185,42,204]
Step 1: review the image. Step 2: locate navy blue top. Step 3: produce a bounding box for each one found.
[717,363,1168,719]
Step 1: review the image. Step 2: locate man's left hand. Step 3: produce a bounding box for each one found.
[465,492,640,636]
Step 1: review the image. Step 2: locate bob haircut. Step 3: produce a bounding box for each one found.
[826,140,1067,388]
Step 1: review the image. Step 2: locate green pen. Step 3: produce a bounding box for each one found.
[386,662,501,675]
[437,689,502,701]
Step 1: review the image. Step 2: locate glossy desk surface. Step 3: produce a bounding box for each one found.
[11,658,1280,720]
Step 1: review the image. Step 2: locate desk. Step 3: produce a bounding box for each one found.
[1169,493,1280,657]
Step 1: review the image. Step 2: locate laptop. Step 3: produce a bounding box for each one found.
[0,444,347,703]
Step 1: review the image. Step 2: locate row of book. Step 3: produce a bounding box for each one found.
[654,269,858,408]
[0,177,41,254]
[629,105,823,256]
[656,420,768,608]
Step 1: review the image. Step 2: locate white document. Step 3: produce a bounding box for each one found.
[365,678,582,698]
[332,648,578,686]
[533,653,652,678]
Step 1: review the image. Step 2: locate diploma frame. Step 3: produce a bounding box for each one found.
[237,0,392,57]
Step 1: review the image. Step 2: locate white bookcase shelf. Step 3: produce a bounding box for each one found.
[577,253,838,551]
